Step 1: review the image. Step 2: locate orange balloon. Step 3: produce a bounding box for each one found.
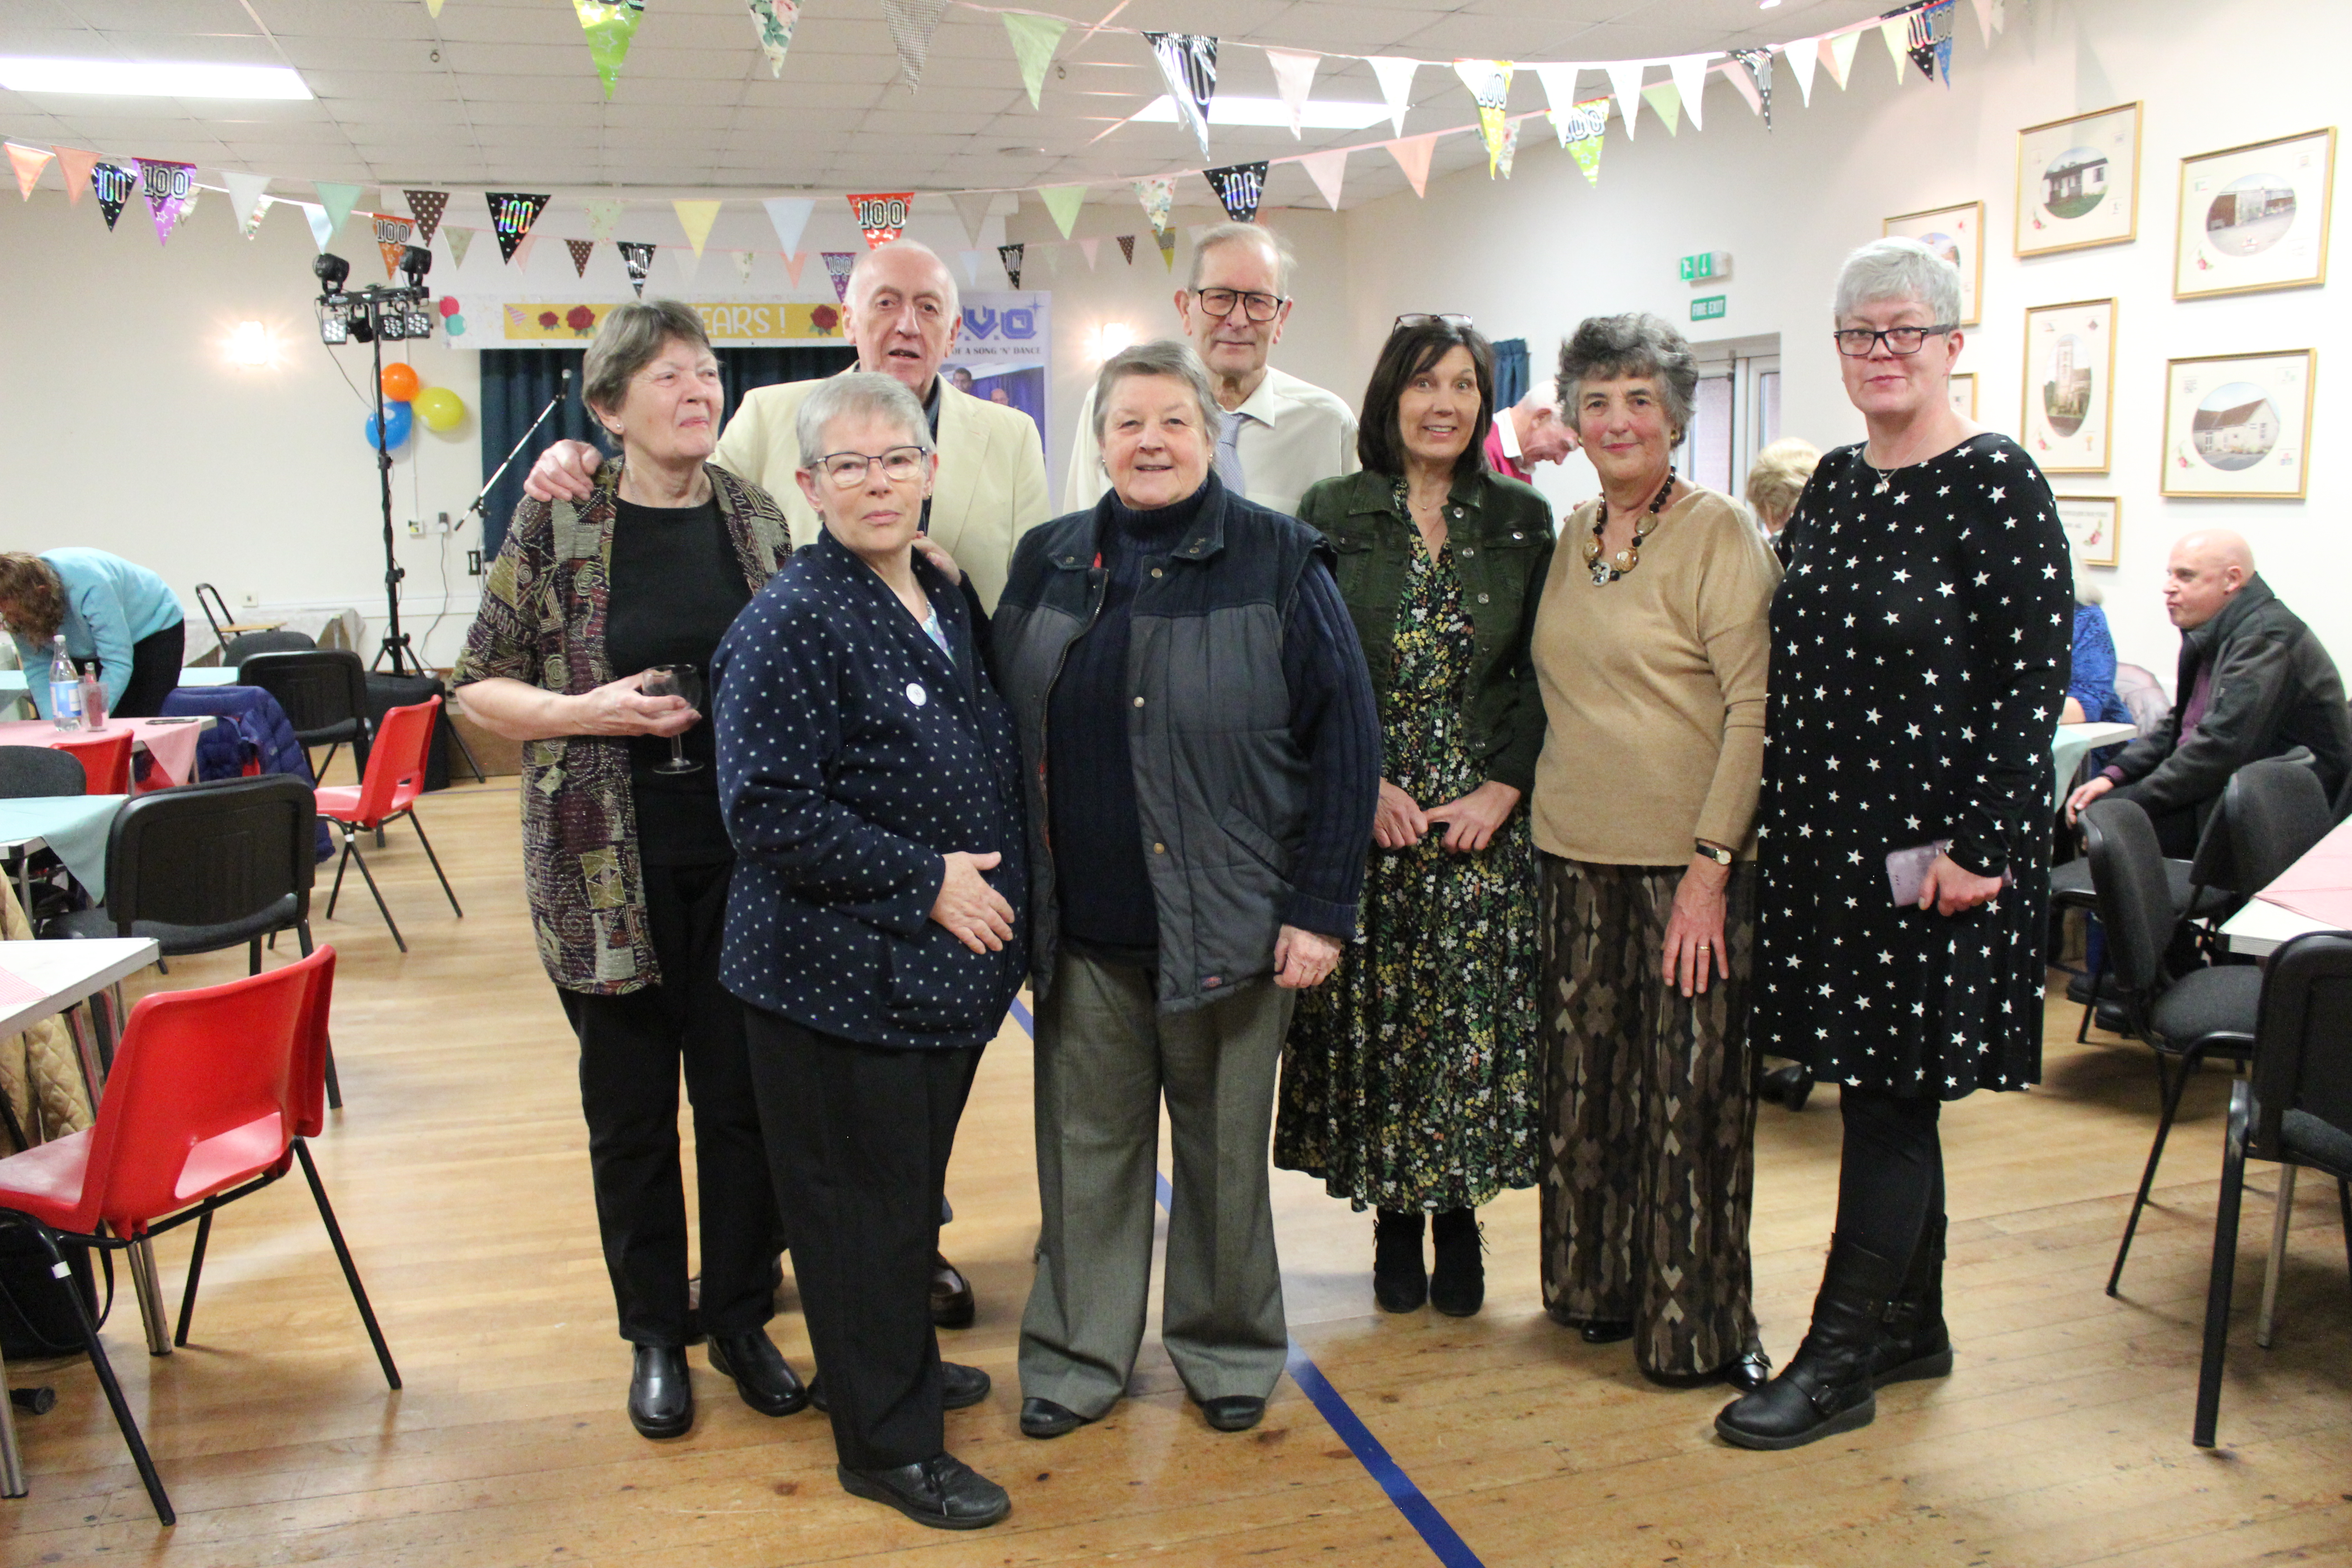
[380,363,420,401]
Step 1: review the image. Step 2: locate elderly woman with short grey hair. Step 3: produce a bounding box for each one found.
[1529,311,1783,1391]
[1714,239,2069,1451]
[455,298,803,1443]
[992,339,1379,1442]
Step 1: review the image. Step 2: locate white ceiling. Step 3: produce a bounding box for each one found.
[1,0,1901,213]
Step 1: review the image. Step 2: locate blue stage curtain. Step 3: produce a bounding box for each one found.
[1491,337,1530,413]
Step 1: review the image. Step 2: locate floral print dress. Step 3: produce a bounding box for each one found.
[1276,520,1543,1212]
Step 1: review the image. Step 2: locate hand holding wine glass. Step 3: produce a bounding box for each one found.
[641,663,704,775]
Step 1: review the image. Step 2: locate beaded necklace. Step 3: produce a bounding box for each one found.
[1583,469,1678,586]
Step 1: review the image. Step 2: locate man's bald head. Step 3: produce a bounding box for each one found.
[844,241,962,396]
[2164,529,2255,630]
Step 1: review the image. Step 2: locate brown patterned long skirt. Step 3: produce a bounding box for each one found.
[1538,853,1760,1380]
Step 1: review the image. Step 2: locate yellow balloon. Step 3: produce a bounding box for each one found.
[414,387,466,432]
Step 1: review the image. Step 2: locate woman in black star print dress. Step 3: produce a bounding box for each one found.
[1717,239,2071,1452]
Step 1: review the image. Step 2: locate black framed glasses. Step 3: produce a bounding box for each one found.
[1193,287,1287,323]
[1394,312,1474,331]
[810,446,928,489]
[1833,324,1957,357]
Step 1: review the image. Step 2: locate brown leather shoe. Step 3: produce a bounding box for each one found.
[930,1251,975,1328]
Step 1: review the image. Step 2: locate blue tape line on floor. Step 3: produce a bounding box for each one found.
[1011,1003,1482,1568]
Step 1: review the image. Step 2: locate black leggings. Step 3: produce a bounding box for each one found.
[114,622,186,719]
[1834,1087,1943,1265]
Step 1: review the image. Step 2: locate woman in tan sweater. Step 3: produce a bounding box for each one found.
[1529,313,1782,1389]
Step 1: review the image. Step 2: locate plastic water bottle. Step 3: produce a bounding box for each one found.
[78,669,107,731]
[47,635,82,731]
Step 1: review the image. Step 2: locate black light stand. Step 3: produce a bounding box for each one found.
[465,366,573,532]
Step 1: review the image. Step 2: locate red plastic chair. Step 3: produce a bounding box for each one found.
[50,730,132,796]
[0,946,396,1525]
[313,696,461,952]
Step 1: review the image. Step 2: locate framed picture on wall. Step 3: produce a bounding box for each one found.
[2174,127,2336,299]
[1883,201,1984,324]
[2054,496,2120,568]
[1948,372,1978,419]
[2020,299,2116,473]
[2160,349,2316,499]
[2016,103,2142,256]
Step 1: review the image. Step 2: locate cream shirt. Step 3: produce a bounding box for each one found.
[1061,363,1359,519]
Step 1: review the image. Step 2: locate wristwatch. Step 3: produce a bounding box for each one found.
[1694,840,1734,867]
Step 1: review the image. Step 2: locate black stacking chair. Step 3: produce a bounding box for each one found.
[2083,796,2263,1294]
[2194,930,2352,1447]
[220,628,315,667]
[2225,758,2337,902]
[0,747,86,799]
[238,649,371,781]
[2058,801,2237,1042]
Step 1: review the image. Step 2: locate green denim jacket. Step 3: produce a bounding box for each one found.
[1296,467,1556,794]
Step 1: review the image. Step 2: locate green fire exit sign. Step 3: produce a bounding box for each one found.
[1679,251,1730,282]
[1691,295,1727,321]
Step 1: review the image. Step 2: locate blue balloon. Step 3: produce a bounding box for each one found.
[365,401,414,451]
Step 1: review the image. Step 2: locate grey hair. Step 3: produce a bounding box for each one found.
[1186,221,1294,294]
[1744,437,1823,526]
[1091,339,1227,447]
[848,238,960,322]
[1555,313,1700,441]
[1833,236,1963,326]
[794,371,935,467]
[581,299,710,427]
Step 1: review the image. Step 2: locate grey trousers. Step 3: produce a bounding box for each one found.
[1018,950,1294,1416]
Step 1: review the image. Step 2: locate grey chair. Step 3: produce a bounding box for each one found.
[0,747,87,799]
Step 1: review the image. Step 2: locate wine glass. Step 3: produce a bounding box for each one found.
[642,662,704,775]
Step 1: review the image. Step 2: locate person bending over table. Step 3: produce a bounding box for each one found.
[0,549,185,719]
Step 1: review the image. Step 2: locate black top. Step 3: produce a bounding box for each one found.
[606,493,753,864]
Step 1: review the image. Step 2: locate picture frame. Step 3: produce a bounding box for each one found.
[2174,127,2336,299]
[1948,372,1977,420]
[2159,349,2317,500]
[2015,102,2142,256]
[1884,201,1984,324]
[2054,496,2120,568]
[2020,299,2116,473]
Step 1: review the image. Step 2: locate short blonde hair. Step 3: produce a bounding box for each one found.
[1745,438,1822,527]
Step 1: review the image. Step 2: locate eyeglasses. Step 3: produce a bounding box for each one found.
[1833,324,1957,357]
[1394,313,1473,331]
[809,446,928,488]
[1193,287,1287,323]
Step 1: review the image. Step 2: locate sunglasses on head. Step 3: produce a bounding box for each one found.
[1394,313,1473,331]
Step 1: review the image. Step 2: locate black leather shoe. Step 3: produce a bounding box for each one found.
[837,1452,1009,1530]
[930,1252,976,1328]
[1372,1210,1427,1313]
[707,1329,808,1416]
[1641,1344,1774,1392]
[1579,1319,1635,1344]
[1019,1396,1090,1438]
[809,1361,990,1414]
[1428,1209,1485,1317]
[1200,1395,1265,1432]
[628,1344,693,1439]
[1759,1062,1814,1112]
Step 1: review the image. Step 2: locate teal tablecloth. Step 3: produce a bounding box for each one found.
[0,794,125,901]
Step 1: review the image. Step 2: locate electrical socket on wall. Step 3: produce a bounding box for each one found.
[405,517,423,536]
[436,511,452,534]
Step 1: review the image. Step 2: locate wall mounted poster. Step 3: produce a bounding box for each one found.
[2016,103,2141,256]
[1884,201,1984,324]
[2021,299,2116,473]
[2055,496,2120,568]
[2175,127,2336,299]
[2160,349,2316,499]
[1948,372,1977,419]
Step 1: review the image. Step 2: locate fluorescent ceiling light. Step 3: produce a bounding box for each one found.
[1132,94,1391,132]
[0,58,313,99]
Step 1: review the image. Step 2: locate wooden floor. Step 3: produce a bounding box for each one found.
[3,777,2348,1566]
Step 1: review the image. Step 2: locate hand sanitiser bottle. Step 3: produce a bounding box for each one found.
[47,635,82,730]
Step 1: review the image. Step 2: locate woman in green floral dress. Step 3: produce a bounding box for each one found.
[1276,318,1554,1316]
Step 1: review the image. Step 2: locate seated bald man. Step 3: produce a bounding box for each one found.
[525,240,1049,613]
[2066,529,2352,856]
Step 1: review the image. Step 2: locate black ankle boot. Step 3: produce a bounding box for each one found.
[1372,1210,1427,1313]
[1428,1208,1484,1317]
[1759,1062,1814,1111]
[1874,1214,1952,1387]
[1714,1235,1907,1450]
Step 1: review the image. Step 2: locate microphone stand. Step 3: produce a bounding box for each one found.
[466,367,574,529]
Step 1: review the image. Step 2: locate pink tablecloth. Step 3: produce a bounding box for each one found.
[2253,816,2352,930]
[0,716,204,789]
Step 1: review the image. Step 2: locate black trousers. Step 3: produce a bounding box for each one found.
[1834,1086,1944,1265]
[745,1006,980,1471]
[2112,779,2203,859]
[115,622,185,719]
[559,859,779,1346]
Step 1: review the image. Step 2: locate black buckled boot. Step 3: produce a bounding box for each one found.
[1372,1210,1427,1313]
[1874,1214,1951,1387]
[1715,1235,1906,1450]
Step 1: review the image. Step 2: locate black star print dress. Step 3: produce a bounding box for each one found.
[1754,434,2072,1099]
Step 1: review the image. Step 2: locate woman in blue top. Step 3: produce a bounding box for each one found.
[2065,585,2135,727]
[0,549,185,717]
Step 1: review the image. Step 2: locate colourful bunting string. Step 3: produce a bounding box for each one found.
[446,225,475,268]
[8,142,53,200]
[224,171,271,237]
[1004,12,1066,108]
[486,191,550,262]
[1203,161,1268,223]
[1299,147,1347,210]
[89,162,135,230]
[1117,233,1136,265]
[1134,176,1174,238]
[848,191,913,247]
[1385,133,1436,198]
[373,212,414,278]
[1145,32,1219,161]
[1040,183,1086,238]
[54,147,97,207]
[1265,49,1319,137]
[617,239,655,295]
[137,159,196,245]
[884,0,952,90]
[822,250,857,301]
[1452,60,1514,177]
[1368,57,1416,137]
[747,0,800,78]
[674,198,723,256]
[573,0,647,99]
[762,196,814,252]
[566,237,596,276]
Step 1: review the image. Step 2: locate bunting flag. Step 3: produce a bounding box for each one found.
[1556,97,1610,183]
[1878,15,1912,84]
[373,212,414,278]
[54,147,97,206]
[617,239,655,295]
[134,159,197,245]
[821,250,857,301]
[1134,176,1174,238]
[883,0,952,90]
[1034,244,1059,279]
[566,237,596,277]
[1533,63,1584,116]
[486,192,550,261]
[1666,54,1710,130]
[1004,11,1065,108]
[957,249,982,286]
[997,242,1024,288]
[1078,235,1100,269]
[1039,183,1086,238]
[1452,60,1514,176]
[674,198,722,256]
[89,162,136,231]
[1299,147,1347,210]
[446,225,475,267]
[747,0,799,78]
[847,191,912,247]
[1144,32,1218,160]
[947,190,994,246]
[583,197,624,241]
[573,0,647,99]
[1641,81,1682,135]
[1904,2,1941,81]
[733,248,758,283]
[762,195,814,252]
[1926,0,1957,83]
[224,170,272,237]
[1605,61,1646,138]
[1155,230,1175,270]
[1117,233,1136,265]
[1495,118,1522,179]
[1385,133,1436,199]
[1368,56,1416,136]
[782,250,808,285]
[1730,48,1773,126]
[7,143,54,200]
[400,188,447,243]
[1784,37,1818,104]
[1823,28,1861,88]
[513,231,540,271]
[1202,162,1268,224]
[1968,0,2003,44]
[1264,49,1319,137]
[316,180,364,241]
[426,0,445,14]
[302,201,336,252]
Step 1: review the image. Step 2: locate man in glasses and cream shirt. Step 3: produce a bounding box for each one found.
[1061,222,1358,518]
